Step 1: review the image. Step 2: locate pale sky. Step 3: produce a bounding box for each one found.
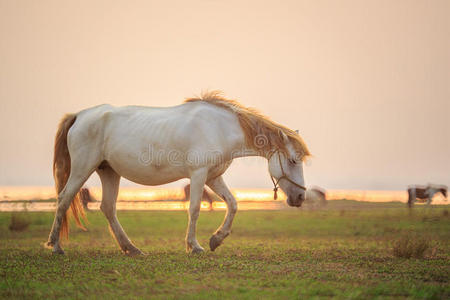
[0,0,449,190]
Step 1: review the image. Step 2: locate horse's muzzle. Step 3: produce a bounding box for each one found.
[287,193,305,207]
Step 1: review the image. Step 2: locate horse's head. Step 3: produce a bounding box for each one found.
[268,131,307,207]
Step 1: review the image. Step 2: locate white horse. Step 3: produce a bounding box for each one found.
[45,91,310,255]
[304,187,327,209]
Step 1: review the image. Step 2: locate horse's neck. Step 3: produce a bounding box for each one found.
[229,146,271,161]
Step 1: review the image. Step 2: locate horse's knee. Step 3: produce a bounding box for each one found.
[189,206,200,220]
[189,212,199,222]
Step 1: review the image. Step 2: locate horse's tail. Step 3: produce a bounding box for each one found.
[53,113,87,240]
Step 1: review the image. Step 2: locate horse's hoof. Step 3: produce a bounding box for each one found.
[125,248,145,257]
[45,241,65,255]
[209,235,223,251]
[52,247,65,255]
[190,247,205,254]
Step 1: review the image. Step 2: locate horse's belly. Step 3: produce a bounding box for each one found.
[107,159,187,186]
[121,171,185,186]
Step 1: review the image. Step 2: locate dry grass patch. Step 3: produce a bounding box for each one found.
[392,232,431,259]
[8,212,31,232]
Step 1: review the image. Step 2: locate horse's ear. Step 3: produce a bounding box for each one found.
[278,130,289,142]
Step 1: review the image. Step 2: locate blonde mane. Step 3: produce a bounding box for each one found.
[185,91,311,160]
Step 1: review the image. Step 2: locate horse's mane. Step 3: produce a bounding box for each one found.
[185,91,311,160]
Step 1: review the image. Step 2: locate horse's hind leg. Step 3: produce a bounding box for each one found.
[206,176,237,251]
[46,165,94,254]
[97,166,144,256]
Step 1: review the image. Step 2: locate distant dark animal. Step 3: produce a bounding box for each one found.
[407,184,447,208]
[79,188,95,210]
[184,184,214,211]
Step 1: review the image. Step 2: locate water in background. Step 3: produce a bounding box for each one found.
[0,186,447,212]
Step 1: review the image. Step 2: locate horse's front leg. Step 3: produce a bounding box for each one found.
[407,190,415,208]
[206,176,237,251]
[185,168,208,253]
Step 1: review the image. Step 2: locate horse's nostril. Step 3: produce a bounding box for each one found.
[297,193,304,201]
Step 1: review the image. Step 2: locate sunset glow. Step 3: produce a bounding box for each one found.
[0,186,447,212]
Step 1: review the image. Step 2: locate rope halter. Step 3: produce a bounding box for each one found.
[269,151,307,200]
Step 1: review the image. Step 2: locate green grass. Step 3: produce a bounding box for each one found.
[0,201,449,299]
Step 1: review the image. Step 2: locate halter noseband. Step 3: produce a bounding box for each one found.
[269,151,307,200]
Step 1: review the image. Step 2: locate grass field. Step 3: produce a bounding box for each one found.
[0,201,449,299]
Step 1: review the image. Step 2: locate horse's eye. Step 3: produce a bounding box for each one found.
[289,158,297,165]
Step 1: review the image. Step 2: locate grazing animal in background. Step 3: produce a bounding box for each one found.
[45,91,310,256]
[407,184,447,208]
[183,184,214,211]
[304,187,327,208]
[79,187,95,210]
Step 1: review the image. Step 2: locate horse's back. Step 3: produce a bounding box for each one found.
[104,102,243,150]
